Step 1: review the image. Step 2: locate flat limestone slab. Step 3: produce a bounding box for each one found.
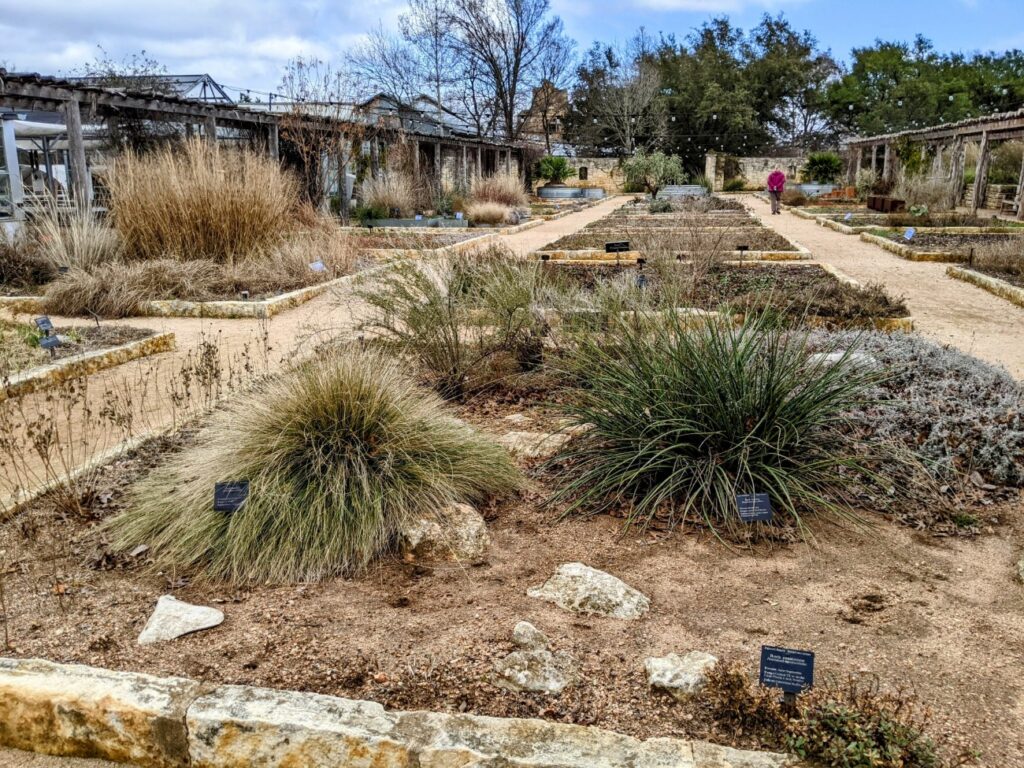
[138,595,224,645]
[0,658,199,768]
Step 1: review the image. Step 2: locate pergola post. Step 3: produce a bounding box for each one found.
[848,147,862,184]
[970,131,991,216]
[461,145,468,187]
[370,138,380,180]
[504,149,511,174]
[204,115,217,143]
[435,141,442,180]
[413,140,420,177]
[267,124,279,161]
[870,144,878,174]
[1014,152,1024,221]
[882,143,892,184]
[950,137,967,206]
[476,145,482,177]
[62,99,92,210]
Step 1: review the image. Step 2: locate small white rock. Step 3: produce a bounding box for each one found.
[497,431,571,460]
[527,563,650,620]
[807,351,878,370]
[494,645,578,694]
[401,503,490,563]
[512,621,549,651]
[645,652,718,700]
[138,595,224,645]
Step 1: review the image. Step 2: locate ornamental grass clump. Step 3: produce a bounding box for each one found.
[107,138,297,264]
[109,349,520,583]
[470,171,528,208]
[550,313,879,534]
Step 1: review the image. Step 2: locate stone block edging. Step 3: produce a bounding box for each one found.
[537,247,810,262]
[947,266,1024,309]
[1,331,175,403]
[0,274,360,321]
[823,218,1024,236]
[859,232,966,263]
[0,657,795,768]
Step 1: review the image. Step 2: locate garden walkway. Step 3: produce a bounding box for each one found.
[0,196,627,509]
[746,194,1024,378]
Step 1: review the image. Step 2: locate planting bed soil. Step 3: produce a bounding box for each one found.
[545,262,908,323]
[826,213,1024,229]
[587,215,760,230]
[970,265,1024,289]
[541,229,797,253]
[0,322,155,378]
[873,230,1024,255]
[348,230,485,250]
[0,370,1020,765]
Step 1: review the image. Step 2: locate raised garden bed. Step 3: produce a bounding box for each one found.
[946,265,1024,308]
[2,324,174,402]
[539,229,799,254]
[861,230,1024,263]
[542,261,910,329]
[820,213,1024,235]
[1,324,1021,765]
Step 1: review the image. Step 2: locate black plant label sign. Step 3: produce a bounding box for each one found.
[214,481,250,514]
[759,645,814,693]
[605,241,630,253]
[34,316,54,333]
[736,492,772,522]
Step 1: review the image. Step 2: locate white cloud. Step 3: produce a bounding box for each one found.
[0,0,405,92]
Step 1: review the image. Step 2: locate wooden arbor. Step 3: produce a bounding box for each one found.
[846,109,1024,219]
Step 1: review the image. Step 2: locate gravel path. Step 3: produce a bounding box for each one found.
[0,749,123,767]
[746,194,1024,378]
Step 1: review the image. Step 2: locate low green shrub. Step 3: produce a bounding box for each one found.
[549,313,879,534]
[802,151,844,184]
[723,178,747,192]
[648,198,673,213]
[110,348,519,582]
[705,662,946,768]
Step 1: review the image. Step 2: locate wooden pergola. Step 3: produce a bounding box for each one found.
[0,70,528,211]
[846,108,1024,219]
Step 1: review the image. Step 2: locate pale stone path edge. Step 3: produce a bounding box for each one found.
[0,657,797,768]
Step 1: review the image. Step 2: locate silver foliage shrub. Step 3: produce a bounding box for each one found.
[817,331,1024,486]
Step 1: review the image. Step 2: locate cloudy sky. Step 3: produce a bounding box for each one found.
[0,0,1019,96]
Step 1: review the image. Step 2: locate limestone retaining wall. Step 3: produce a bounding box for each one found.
[0,658,794,768]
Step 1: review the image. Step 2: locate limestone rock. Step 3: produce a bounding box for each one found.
[527,563,650,619]
[0,657,199,767]
[494,647,578,694]
[1017,556,1024,583]
[497,430,571,460]
[512,621,549,651]
[645,652,719,700]
[503,413,531,425]
[137,595,224,646]
[401,502,490,563]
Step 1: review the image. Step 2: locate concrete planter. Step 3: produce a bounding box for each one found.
[0,658,795,768]
[537,185,585,199]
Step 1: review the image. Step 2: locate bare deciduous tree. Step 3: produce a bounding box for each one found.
[278,57,362,214]
[585,36,664,155]
[348,24,422,106]
[443,0,570,140]
[400,0,458,114]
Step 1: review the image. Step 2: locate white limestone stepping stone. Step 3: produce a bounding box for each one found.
[138,595,224,645]
[645,651,719,699]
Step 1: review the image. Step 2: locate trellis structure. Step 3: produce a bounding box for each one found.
[846,108,1024,220]
[0,70,527,213]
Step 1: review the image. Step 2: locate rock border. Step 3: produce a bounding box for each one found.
[1,331,175,403]
[946,265,1024,309]
[0,657,794,768]
[820,217,1024,236]
[858,231,967,262]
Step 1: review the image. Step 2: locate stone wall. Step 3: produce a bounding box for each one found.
[532,157,624,193]
[705,153,807,191]
[0,658,793,768]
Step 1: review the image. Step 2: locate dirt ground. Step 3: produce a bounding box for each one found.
[1,390,1022,767]
[747,194,1024,378]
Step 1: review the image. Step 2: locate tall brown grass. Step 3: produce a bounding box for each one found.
[892,172,955,212]
[972,239,1024,277]
[362,172,417,218]
[470,171,528,208]
[107,139,298,264]
[32,208,122,271]
[466,201,513,226]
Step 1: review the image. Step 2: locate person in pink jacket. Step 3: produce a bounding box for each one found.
[767,169,786,214]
